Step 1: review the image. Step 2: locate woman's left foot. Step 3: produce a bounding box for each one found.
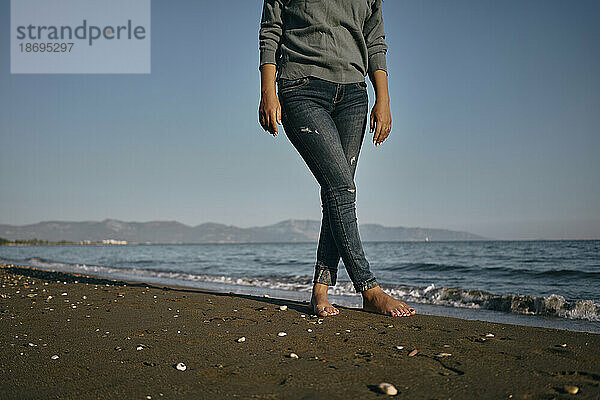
[310,283,340,317]
[362,285,416,317]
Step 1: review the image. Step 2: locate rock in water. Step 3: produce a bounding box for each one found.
[378,382,398,396]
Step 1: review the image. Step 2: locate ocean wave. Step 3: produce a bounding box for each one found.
[380,262,600,280]
[3,256,599,322]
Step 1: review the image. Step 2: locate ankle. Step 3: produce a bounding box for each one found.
[361,285,383,301]
[312,283,329,295]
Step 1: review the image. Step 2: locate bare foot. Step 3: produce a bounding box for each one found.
[362,286,416,317]
[310,283,340,317]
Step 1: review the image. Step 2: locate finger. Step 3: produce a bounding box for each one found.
[370,113,375,133]
[259,111,266,131]
[374,119,382,146]
[269,112,278,136]
[276,105,282,125]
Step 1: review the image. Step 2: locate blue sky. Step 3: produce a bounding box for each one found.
[1,0,599,240]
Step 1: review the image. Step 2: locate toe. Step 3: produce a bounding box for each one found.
[317,307,329,316]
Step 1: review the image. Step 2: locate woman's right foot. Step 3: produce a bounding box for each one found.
[310,283,339,317]
[362,286,416,317]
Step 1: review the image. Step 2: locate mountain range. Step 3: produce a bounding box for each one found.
[0,219,487,243]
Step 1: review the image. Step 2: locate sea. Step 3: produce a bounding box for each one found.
[1,240,598,333]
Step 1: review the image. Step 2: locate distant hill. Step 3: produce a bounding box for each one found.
[0,218,488,244]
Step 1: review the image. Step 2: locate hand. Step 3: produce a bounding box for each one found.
[259,88,282,136]
[370,100,391,147]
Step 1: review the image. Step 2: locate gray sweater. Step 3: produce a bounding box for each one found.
[259,0,388,84]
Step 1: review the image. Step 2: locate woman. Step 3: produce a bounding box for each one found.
[258,0,416,318]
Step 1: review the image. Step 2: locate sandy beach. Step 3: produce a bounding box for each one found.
[1,263,599,399]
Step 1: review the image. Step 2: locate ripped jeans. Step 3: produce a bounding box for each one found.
[278,75,379,293]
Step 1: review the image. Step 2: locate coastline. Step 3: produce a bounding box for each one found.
[1,263,599,399]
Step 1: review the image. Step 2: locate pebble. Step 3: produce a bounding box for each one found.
[277,332,287,337]
[175,362,187,371]
[377,382,398,396]
[50,355,59,360]
[408,349,418,357]
[236,337,246,343]
[288,353,299,359]
[564,385,578,394]
[279,305,288,311]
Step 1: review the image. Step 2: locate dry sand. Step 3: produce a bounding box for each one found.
[1,263,599,399]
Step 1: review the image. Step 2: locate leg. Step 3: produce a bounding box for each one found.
[313,101,366,289]
[332,83,416,317]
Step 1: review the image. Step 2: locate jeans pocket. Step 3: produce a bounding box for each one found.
[355,81,367,90]
[278,77,310,94]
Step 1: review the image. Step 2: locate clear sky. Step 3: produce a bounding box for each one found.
[1,0,599,240]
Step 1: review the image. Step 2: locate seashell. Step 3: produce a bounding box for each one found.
[395,346,404,350]
[560,343,567,347]
[50,354,59,360]
[288,353,299,359]
[485,333,494,337]
[408,349,418,357]
[263,294,270,298]
[307,329,313,333]
[564,385,578,394]
[236,336,246,342]
[61,292,68,296]
[277,332,287,337]
[300,314,306,318]
[279,305,288,311]
[136,345,145,350]
[175,362,187,371]
[435,353,452,357]
[377,382,398,395]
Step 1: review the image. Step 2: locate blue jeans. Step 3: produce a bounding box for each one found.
[278,75,379,293]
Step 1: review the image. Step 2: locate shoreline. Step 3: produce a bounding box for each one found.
[1,263,599,399]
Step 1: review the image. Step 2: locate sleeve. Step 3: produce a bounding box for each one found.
[259,0,284,70]
[363,0,388,75]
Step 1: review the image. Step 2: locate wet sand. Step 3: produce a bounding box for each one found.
[1,263,599,399]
